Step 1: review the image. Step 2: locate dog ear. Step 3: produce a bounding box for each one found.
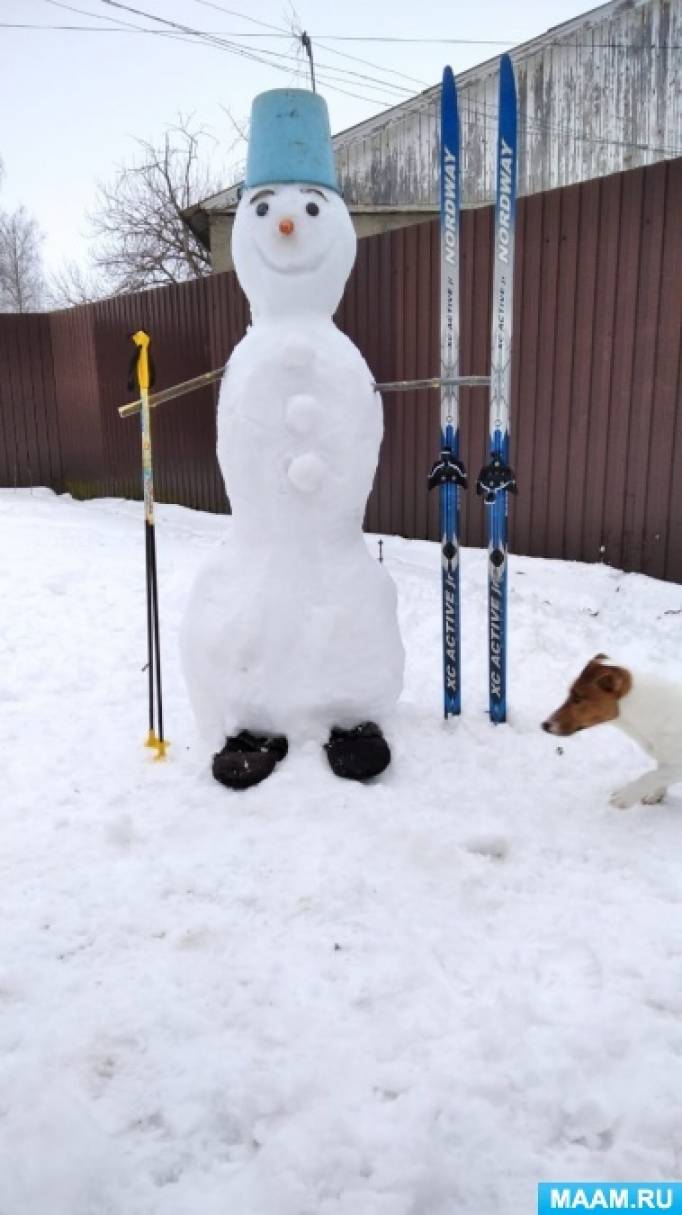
[595,665,630,697]
[578,653,608,680]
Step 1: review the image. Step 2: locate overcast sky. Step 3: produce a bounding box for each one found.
[1,0,597,274]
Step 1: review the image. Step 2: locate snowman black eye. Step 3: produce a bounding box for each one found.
[306,202,320,217]
[256,201,269,217]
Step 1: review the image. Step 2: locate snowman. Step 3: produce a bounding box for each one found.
[181,88,404,789]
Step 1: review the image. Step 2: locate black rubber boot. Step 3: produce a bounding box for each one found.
[324,722,391,782]
[212,730,288,790]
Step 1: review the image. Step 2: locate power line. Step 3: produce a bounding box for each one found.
[186,1,425,96]
[309,37,681,49]
[313,39,429,87]
[11,7,682,50]
[0,23,510,42]
[40,0,234,74]
[93,0,407,102]
[191,0,431,88]
[46,0,416,98]
[39,0,402,106]
[0,22,357,34]
[192,0,285,36]
[42,0,204,43]
[0,22,427,90]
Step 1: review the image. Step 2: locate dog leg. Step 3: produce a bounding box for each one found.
[609,784,645,810]
[641,787,667,805]
[610,765,678,810]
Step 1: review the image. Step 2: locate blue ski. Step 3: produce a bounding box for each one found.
[428,65,467,718]
[476,54,518,723]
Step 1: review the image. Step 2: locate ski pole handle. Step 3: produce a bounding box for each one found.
[130,330,155,526]
[130,329,152,391]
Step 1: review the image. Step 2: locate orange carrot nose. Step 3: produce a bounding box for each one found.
[279,218,295,236]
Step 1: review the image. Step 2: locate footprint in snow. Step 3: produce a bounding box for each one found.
[462,834,509,861]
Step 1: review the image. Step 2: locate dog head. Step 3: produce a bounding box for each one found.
[542,654,632,736]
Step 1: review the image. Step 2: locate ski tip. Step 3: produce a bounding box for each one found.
[440,64,459,143]
[497,52,517,142]
[499,53,516,92]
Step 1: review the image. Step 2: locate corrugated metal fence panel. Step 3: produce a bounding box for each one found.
[1,158,680,581]
[50,305,103,496]
[0,313,61,490]
[92,280,212,508]
[647,159,682,581]
[51,271,249,514]
[89,270,250,513]
[512,157,682,581]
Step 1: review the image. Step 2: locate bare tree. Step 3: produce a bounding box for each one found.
[90,116,223,294]
[0,206,45,312]
[219,105,249,171]
[47,258,107,309]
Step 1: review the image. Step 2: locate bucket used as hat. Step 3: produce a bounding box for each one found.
[245,88,340,194]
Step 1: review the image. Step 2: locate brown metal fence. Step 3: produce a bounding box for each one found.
[1,158,680,581]
[0,313,61,490]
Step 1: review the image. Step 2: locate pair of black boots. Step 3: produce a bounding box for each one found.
[212,722,390,790]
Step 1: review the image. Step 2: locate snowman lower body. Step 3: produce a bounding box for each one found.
[180,530,404,788]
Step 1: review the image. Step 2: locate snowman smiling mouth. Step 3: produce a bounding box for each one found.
[256,242,327,276]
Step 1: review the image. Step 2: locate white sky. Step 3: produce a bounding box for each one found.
[1,0,598,274]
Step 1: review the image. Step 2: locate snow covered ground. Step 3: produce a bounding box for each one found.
[2,488,682,1215]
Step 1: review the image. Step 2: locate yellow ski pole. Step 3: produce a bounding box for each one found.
[130,330,168,760]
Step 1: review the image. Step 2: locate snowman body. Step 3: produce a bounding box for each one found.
[181,183,404,747]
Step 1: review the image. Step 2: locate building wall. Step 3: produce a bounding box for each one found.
[209,215,234,274]
[335,0,681,207]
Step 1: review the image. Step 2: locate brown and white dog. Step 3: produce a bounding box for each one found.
[542,654,682,808]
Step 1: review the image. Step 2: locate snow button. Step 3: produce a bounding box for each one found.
[287,452,326,493]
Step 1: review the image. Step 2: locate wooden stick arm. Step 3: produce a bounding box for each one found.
[377,375,490,394]
[118,368,491,420]
[119,366,226,418]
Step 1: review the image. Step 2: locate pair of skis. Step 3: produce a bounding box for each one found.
[429,55,518,724]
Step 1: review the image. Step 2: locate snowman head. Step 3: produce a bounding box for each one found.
[232,88,356,319]
[232,182,356,319]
